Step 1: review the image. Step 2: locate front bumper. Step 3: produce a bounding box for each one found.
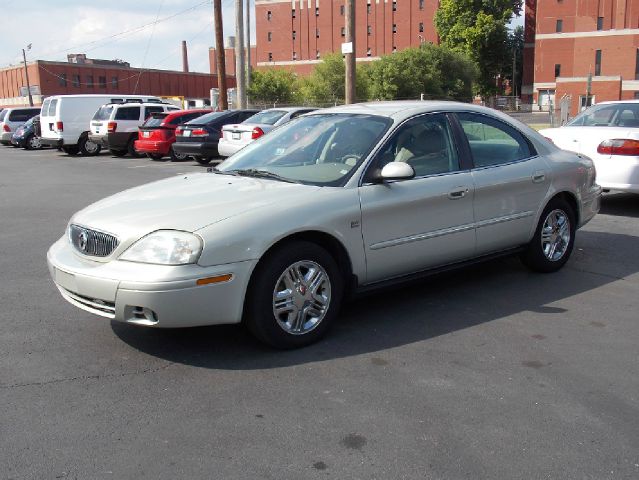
[172,141,219,157]
[47,236,256,328]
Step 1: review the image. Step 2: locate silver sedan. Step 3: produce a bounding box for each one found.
[47,101,602,348]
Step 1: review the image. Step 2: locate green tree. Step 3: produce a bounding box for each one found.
[435,0,522,98]
[366,44,476,101]
[506,25,524,96]
[298,53,369,105]
[248,69,298,105]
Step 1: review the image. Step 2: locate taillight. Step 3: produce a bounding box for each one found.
[175,127,184,136]
[2,124,10,132]
[56,121,63,132]
[107,122,117,133]
[597,138,639,156]
[251,127,264,140]
[191,128,208,137]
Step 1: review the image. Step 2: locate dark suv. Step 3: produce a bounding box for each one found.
[172,109,259,164]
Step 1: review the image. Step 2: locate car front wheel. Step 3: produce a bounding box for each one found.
[26,134,42,150]
[521,198,576,273]
[245,241,344,349]
[194,155,212,165]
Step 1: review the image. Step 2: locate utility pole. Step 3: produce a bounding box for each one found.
[213,0,228,110]
[344,0,356,104]
[22,46,33,107]
[245,0,251,93]
[235,0,247,109]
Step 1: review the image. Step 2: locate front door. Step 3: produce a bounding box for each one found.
[359,113,476,284]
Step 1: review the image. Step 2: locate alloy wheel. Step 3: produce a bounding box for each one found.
[541,209,571,261]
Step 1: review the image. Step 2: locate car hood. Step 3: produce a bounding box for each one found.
[71,172,320,239]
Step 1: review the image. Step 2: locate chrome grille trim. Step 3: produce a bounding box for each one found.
[69,224,119,257]
[57,286,116,319]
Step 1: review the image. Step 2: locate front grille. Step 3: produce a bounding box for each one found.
[69,224,119,257]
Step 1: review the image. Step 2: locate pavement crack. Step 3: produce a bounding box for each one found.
[0,361,174,390]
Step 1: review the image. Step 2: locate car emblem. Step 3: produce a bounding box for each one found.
[78,230,89,252]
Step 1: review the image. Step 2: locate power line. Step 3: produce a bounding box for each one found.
[134,0,166,93]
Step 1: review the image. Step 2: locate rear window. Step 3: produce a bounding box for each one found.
[186,111,229,125]
[8,109,40,122]
[48,99,58,117]
[243,110,287,125]
[41,100,50,116]
[93,105,114,121]
[143,113,169,128]
[169,111,207,125]
[0,110,6,122]
[115,106,141,121]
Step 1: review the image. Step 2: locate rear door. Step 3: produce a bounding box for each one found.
[40,98,59,140]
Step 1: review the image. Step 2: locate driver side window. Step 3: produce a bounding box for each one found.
[370,113,459,178]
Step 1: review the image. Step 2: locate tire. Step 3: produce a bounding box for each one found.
[194,155,212,165]
[520,197,576,273]
[146,153,164,161]
[62,145,79,155]
[244,241,344,349]
[25,134,42,150]
[170,146,187,162]
[110,149,127,157]
[127,137,143,158]
[78,136,101,156]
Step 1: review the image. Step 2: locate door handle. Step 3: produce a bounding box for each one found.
[448,187,469,199]
[532,171,546,183]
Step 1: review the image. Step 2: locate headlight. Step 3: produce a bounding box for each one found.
[119,230,202,265]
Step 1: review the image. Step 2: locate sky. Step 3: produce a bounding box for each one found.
[1,0,523,73]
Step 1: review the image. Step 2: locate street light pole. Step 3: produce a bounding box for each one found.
[22,46,33,107]
[344,0,355,104]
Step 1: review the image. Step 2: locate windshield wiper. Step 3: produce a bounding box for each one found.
[230,168,299,183]
[207,167,238,176]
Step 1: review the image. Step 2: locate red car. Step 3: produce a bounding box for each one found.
[135,109,211,161]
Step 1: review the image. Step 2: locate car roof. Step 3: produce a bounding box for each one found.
[587,100,639,106]
[3,106,41,111]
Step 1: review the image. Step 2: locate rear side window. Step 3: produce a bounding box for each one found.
[115,106,141,121]
[48,99,58,117]
[8,109,39,122]
[142,113,168,127]
[457,112,533,167]
[93,105,114,121]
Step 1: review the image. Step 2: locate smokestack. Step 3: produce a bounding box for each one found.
[181,40,189,73]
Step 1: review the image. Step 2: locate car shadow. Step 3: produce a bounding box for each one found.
[111,230,638,369]
[599,192,639,218]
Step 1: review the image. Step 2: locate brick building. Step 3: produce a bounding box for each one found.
[247,0,438,75]
[0,57,234,108]
[522,0,639,115]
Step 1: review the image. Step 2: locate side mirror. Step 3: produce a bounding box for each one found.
[379,162,415,181]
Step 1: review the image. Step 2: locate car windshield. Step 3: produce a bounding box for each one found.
[567,103,639,127]
[217,113,392,186]
[243,110,288,125]
[143,113,169,127]
[93,105,114,121]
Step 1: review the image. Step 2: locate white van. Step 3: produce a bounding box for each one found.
[40,94,161,156]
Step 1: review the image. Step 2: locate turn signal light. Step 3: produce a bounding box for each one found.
[107,122,117,133]
[251,127,264,140]
[56,121,63,132]
[597,139,639,156]
[196,274,233,285]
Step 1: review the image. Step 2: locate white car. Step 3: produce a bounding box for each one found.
[540,100,639,193]
[47,101,601,349]
[217,107,316,157]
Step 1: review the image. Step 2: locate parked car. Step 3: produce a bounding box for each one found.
[11,115,44,149]
[40,94,161,156]
[0,107,40,145]
[540,100,639,193]
[47,101,601,348]
[172,109,260,164]
[218,107,316,157]
[88,101,179,157]
[134,109,211,161]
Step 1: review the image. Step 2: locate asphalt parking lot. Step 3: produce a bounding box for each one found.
[1,147,638,480]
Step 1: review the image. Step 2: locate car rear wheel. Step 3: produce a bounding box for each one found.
[78,136,101,156]
[521,198,576,273]
[146,153,164,161]
[110,149,127,157]
[170,146,187,162]
[245,241,344,349]
[194,155,213,165]
[25,134,42,150]
[127,138,143,158]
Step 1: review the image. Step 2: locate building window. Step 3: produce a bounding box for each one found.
[267,32,272,42]
[392,46,397,53]
[292,30,296,40]
[341,27,345,37]
[367,4,371,14]
[340,5,344,15]
[267,10,271,20]
[268,52,273,61]
[87,75,94,88]
[554,64,561,78]
[367,25,372,35]
[595,49,602,75]
[111,76,118,88]
[72,75,80,87]
[634,91,639,99]
[293,51,297,60]
[393,24,397,33]
[419,22,424,32]
[292,9,295,18]
[392,1,397,11]
[419,0,424,9]
[367,48,372,57]
[98,76,106,88]
[315,7,319,16]
[316,50,320,59]
[556,19,563,32]
[58,73,67,87]
[316,28,320,38]
[635,49,639,80]
[597,17,604,30]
